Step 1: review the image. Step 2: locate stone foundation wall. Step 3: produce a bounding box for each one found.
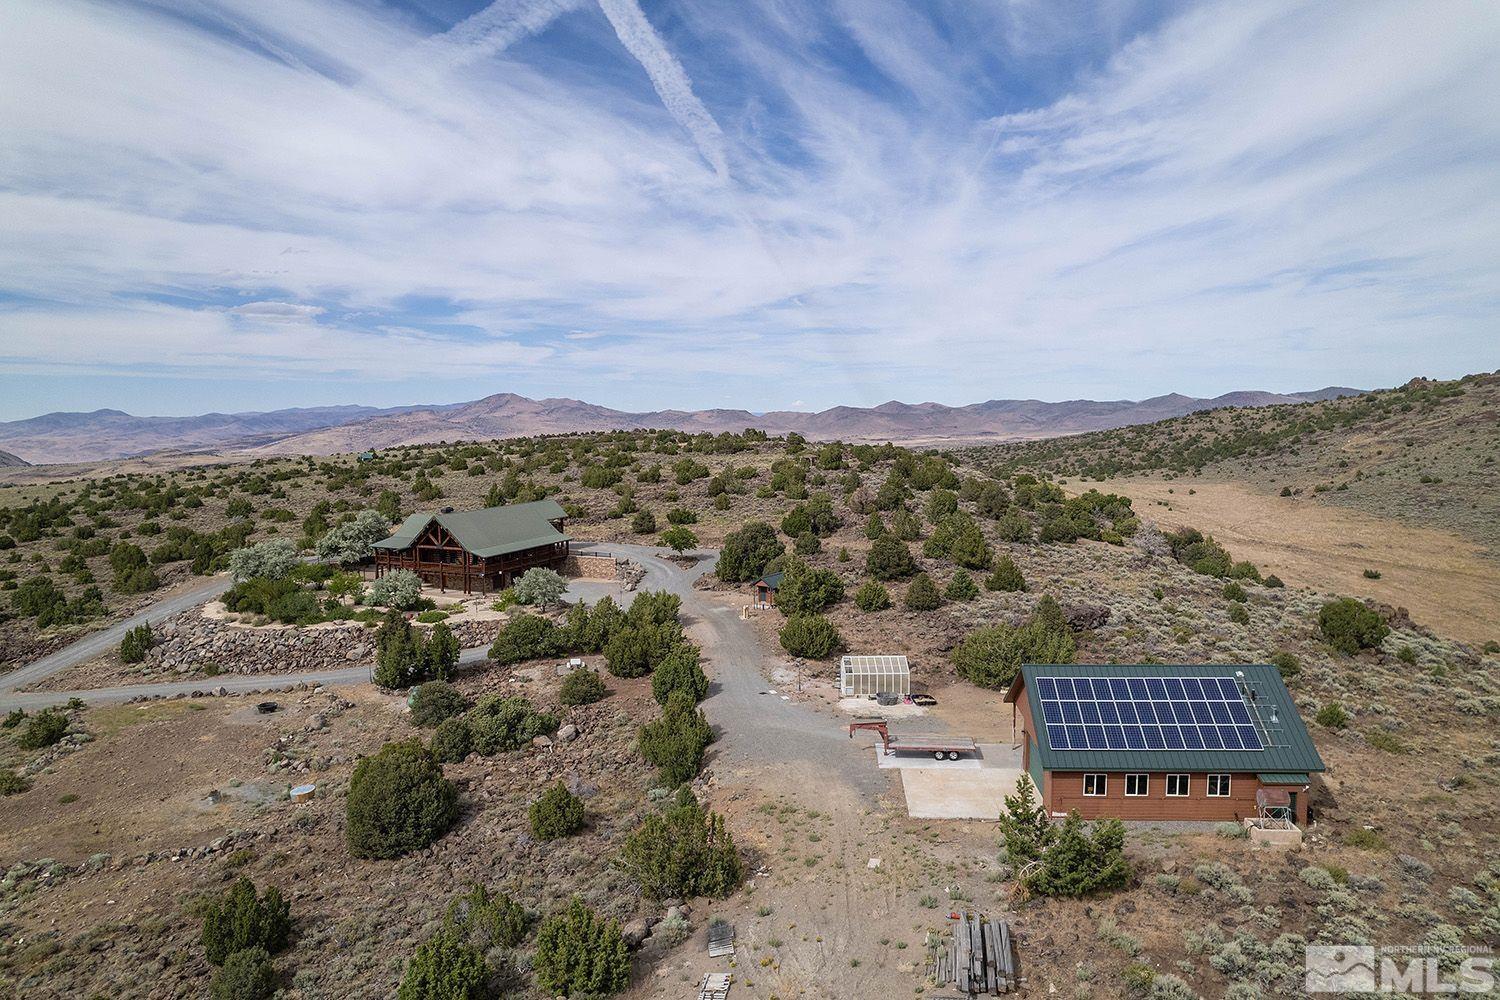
[144,612,504,675]
[563,554,619,580]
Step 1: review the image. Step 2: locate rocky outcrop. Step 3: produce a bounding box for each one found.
[143,612,502,675]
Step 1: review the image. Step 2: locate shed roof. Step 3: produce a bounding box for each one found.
[373,499,569,559]
[840,654,910,674]
[756,572,784,590]
[1005,663,1324,776]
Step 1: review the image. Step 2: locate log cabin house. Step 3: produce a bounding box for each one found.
[371,499,570,594]
[1005,663,1323,826]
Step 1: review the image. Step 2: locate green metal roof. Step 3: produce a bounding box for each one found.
[757,572,784,589]
[1007,663,1325,776]
[373,499,569,559]
[1258,772,1312,785]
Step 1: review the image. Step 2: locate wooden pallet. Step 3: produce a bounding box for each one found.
[707,922,736,958]
[930,913,1022,995]
[698,972,732,1000]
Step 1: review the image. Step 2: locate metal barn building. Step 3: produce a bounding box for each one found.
[840,655,911,697]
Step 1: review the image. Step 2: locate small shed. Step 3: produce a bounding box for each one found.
[752,572,783,608]
[840,655,910,698]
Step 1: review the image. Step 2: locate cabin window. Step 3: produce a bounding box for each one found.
[1166,773,1190,797]
[1207,773,1232,797]
[1125,773,1149,796]
[1083,773,1107,796]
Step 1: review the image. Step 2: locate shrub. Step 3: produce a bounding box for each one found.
[370,569,423,610]
[945,569,979,602]
[618,794,743,899]
[853,580,890,612]
[0,771,31,796]
[864,534,916,579]
[604,620,681,678]
[1024,812,1130,897]
[1263,574,1284,588]
[397,931,488,1000]
[533,898,630,998]
[717,522,784,582]
[119,622,156,664]
[904,573,942,610]
[488,614,562,665]
[1316,702,1349,729]
[314,510,393,564]
[267,590,320,625]
[228,540,299,583]
[1269,651,1301,678]
[666,507,698,525]
[1363,568,1381,579]
[953,597,1075,689]
[775,560,844,615]
[639,691,712,786]
[792,531,820,556]
[410,681,468,728]
[209,946,276,1000]
[467,696,557,755]
[1318,598,1390,654]
[651,644,709,705]
[996,774,1051,864]
[446,885,529,949]
[1228,604,1250,625]
[1222,582,1248,603]
[778,614,842,659]
[560,669,608,706]
[200,878,291,965]
[513,567,568,608]
[430,717,473,763]
[346,740,458,859]
[530,782,586,839]
[16,709,69,750]
[374,611,427,689]
[630,509,657,534]
[985,554,1026,592]
[659,525,698,553]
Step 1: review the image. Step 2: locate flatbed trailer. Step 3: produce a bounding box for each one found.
[849,719,978,760]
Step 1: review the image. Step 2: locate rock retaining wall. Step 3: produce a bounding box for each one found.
[563,554,620,579]
[144,612,503,675]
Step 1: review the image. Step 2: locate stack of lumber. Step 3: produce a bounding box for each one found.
[930,912,1021,995]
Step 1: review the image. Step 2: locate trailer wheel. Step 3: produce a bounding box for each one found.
[948,751,961,760]
[933,751,945,760]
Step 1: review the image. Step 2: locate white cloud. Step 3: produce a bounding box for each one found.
[0,0,1496,413]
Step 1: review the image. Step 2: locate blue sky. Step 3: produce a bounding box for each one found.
[0,0,1496,420]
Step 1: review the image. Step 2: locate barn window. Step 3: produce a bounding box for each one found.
[1125,773,1149,796]
[1207,773,1232,797]
[1083,773,1108,796]
[1166,774,1190,797]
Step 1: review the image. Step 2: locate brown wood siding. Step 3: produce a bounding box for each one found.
[1047,771,1262,822]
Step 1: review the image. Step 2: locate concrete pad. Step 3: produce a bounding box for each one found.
[899,767,1022,820]
[839,697,929,719]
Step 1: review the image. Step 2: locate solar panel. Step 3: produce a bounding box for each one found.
[1034,674,1265,751]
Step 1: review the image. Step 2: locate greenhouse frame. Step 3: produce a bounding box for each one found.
[839,655,911,697]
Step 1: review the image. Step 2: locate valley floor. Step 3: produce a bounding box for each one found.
[1107,477,1500,649]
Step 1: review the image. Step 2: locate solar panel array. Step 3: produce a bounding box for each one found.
[1035,675,1264,752]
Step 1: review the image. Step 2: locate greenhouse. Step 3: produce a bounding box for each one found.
[839,654,911,697]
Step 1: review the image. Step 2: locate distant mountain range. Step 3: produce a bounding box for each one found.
[0,387,1362,465]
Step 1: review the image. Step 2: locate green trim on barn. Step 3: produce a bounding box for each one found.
[1005,663,1325,777]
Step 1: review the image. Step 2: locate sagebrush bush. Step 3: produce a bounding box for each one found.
[200,879,291,966]
[16,709,68,750]
[529,782,586,839]
[346,740,458,859]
